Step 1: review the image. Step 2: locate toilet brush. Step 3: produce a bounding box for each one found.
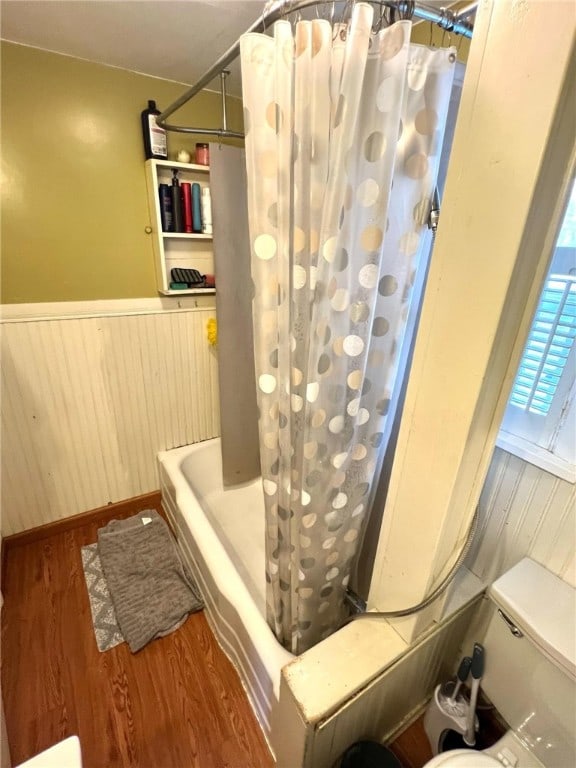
[449,655,472,703]
[464,642,485,746]
[423,656,471,755]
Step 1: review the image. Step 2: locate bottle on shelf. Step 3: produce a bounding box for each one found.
[158,183,173,232]
[141,100,168,160]
[192,183,203,233]
[195,143,209,165]
[181,182,193,234]
[201,187,213,235]
[171,169,184,233]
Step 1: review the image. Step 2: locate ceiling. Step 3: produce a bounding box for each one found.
[0,1,266,96]
[0,1,463,98]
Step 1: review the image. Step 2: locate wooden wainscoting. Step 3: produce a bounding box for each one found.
[1,301,220,537]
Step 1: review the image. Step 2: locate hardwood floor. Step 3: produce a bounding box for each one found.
[1,506,274,768]
[389,715,434,768]
[388,696,507,768]
[1,502,504,768]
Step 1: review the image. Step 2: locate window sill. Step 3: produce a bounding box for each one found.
[496,430,576,483]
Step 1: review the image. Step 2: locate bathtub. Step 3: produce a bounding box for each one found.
[157,438,294,750]
[157,438,486,767]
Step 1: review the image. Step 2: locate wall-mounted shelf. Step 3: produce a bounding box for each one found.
[159,288,216,296]
[151,159,210,174]
[144,159,214,295]
[162,232,212,240]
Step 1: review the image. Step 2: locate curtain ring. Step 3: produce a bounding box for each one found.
[438,5,447,43]
[439,7,456,47]
[440,7,447,49]
[373,1,387,33]
[316,0,327,21]
[262,0,277,33]
[399,1,415,20]
[290,7,302,31]
[456,32,464,55]
[339,0,354,26]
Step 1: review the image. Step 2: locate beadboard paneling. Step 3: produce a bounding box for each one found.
[466,447,576,587]
[305,599,479,768]
[1,305,220,535]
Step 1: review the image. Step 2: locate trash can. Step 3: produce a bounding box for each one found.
[338,740,403,768]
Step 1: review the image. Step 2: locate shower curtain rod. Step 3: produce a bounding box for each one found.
[157,0,476,136]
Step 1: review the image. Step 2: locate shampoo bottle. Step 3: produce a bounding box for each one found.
[158,183,173,232]
[201,187,213,235]
[171,169,184,232]
[181,183,193,233]
[191,183,202,233]
[141,100,167,160]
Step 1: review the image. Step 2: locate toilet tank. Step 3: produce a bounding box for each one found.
[482,558,575,768]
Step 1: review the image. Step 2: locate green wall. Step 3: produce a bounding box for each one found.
[1,42,243,303]
[411,21,471,60]
[1,29,466,305]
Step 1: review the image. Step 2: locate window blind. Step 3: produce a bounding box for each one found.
[510,274,576,415]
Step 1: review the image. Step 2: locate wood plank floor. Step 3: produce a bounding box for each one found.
[389,715,434,768]
[389,696,507,768]
[1,507,274,768]
[1,501,488,768]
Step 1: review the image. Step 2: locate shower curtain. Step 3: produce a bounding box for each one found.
[241,3,456,654]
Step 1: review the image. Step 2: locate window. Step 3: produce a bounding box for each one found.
[497,183,576,482]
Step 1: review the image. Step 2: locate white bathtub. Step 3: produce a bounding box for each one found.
[157,438,487,768]
[157,438,294,750]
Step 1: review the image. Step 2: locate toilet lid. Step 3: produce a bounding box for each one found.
[425,749,502,768]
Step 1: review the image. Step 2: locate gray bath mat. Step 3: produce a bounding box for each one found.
[81,543,125,652]
[97,510,204,653]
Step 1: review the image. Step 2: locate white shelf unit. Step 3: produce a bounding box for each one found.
[144,159,215,296]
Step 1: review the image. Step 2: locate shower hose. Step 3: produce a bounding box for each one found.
[342,498,481,626]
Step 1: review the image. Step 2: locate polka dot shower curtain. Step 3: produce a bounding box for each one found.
[240,3,456,654]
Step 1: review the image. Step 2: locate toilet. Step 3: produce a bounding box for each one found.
[424,558,575,768]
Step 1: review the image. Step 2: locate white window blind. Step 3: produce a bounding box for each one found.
[498,182,576,482]
[509,273,576,416]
